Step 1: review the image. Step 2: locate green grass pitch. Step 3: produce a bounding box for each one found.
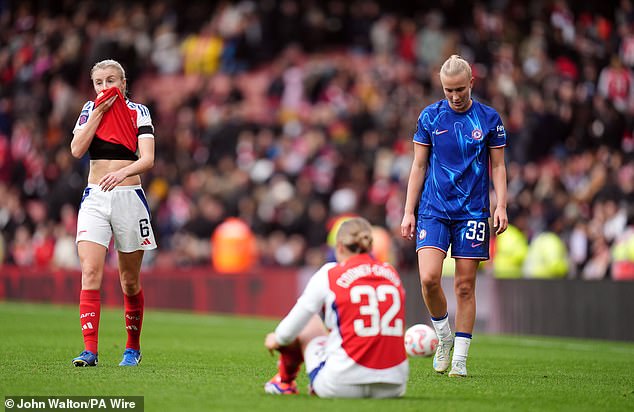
[1,301,633,412]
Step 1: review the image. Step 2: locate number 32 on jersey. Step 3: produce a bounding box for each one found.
[350,284,403,337]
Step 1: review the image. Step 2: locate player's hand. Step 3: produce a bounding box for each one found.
[493,206,508,235]
[94,95,117,113]
[400,213,416,240]
[264,332,279,355]
[99,169,127,191]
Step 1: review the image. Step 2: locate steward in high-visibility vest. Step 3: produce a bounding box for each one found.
[493,224,528,278]
[522,232,569,279]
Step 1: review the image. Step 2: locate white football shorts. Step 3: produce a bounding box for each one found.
[304,336,406,398]
[76,184,157,252]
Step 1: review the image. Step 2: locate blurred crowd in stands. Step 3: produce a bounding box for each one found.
[0,0,633,280]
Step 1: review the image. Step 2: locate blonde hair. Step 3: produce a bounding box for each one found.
[440,54,472,79]
[337,217,373,254]
[90,59,126,80]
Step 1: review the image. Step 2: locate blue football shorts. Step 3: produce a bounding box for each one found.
[415,216,490,260]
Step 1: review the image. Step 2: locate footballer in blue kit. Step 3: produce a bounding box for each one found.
[401,55,508,378]
[413,98,506,259]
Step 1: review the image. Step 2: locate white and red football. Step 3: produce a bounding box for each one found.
[404,324,438,357]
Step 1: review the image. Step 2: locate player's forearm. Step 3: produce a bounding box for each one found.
[118,155,154,178]
[274,304,314,346]
[404,166,426,214]
[70,113,104,158]
[491,163,507,209]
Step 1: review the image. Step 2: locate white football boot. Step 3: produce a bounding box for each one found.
[448,360,468,377]
[433,338,454,373]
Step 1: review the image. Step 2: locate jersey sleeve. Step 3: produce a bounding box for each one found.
[274,305,313,345]
[273,263,334,345]
[488,111,506,148]
[133,103,154,138]
[295,263,333,312]
[412,109,431,145]
[73,101,94,134]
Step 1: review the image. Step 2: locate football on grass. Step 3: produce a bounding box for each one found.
[404,324,438,357]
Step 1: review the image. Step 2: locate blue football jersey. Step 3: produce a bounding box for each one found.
[413,99,506,220]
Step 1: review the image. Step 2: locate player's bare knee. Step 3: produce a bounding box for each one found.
[80,265,102,287]
[119,275,140,295]
[454,282,474,299]
[420,275,441,293]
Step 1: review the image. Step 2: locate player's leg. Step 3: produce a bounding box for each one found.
[417,247,448,317]
[415,217,451,319]
[417,248,454,372]
[448,218,490,377]
[111,187,156,366]
[416,217,454,372]
[265,315,326,394]
[453,258,478,334]
[73,241,107,367]
[265,337,302,394]
[448,258,479,377]
[117,250,144,366]
[73,186,113,366]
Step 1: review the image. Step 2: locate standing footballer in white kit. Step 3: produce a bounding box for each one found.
[70,59,156,367]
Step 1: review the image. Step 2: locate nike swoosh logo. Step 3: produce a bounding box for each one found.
[471,242,483,248]
[434,129,449,135]
[78,230,87,235]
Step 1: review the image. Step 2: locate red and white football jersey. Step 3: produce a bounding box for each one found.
[73,88,154,154]
[275,253,408,385]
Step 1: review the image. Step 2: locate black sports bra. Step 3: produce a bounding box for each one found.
[88,136,138,160]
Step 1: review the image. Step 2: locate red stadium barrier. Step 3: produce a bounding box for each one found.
[0,265,299,318]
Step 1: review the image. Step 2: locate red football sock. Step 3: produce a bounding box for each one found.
[79,289,101,354]
[277,342,303,383]
[124,290,144,350]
